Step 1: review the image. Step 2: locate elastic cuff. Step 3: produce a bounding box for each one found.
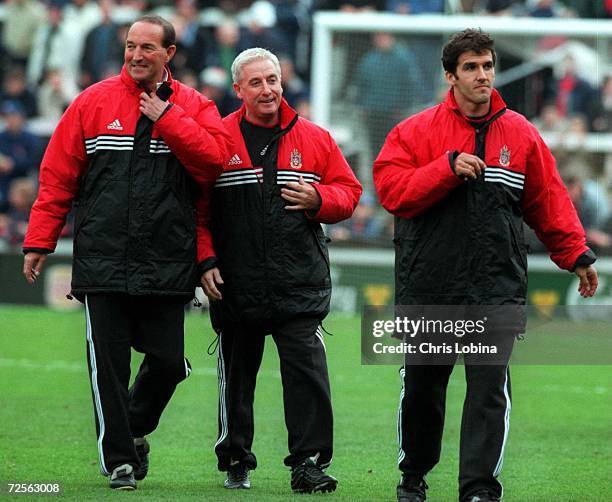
[22,248,52,255]
[197,256,218,276]
[448,150,460,176]
[573,249,597,271]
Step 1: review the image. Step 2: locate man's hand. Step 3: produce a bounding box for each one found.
[575,264,598,298]
[281,176,322,211]
[139,92,168,122]
[201,267,224,301]
[23,252,47,284]
[454,153,486,180]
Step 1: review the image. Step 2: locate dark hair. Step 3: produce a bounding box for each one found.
[132,15,176,48]
[441,29,496,75]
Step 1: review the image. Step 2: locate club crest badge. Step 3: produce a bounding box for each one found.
[290,148,302,169]
[499,145,511,167]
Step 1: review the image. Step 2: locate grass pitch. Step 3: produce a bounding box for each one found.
[0,305,610,501]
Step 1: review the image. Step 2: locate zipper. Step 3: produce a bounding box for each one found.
[255,113,299,311]
[127,114,154,290]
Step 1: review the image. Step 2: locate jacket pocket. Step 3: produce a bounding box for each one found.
[311,225,331,276]
[506,215,527,271]
[73,178,114,239]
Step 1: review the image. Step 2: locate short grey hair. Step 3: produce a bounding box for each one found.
[231,47,281,84]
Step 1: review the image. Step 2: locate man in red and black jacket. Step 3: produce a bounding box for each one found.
[373,30,598,502]
[22,15,231,490]
[200,48,362,494]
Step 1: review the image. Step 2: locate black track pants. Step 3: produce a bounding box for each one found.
[84,294,191,475]
[398,361,512,500]
[214,316,333,470]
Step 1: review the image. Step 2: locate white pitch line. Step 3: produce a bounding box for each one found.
[438,378,609,395]
[1,359,606,393]
[0,358,282,379]
[542,383,609,395]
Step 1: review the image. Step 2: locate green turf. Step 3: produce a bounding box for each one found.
[0,305,610,501]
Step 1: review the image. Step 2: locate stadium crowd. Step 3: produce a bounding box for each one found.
[0,0,611,253]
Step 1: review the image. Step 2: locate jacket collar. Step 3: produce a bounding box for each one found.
[235,97,297,130]
[444,87,506,123]
[120,65,174,96]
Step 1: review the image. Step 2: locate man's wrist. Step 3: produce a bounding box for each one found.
[573,249,597,271]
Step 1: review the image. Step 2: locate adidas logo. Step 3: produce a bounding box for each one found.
[228,154,242,166]
[107,119,123,131]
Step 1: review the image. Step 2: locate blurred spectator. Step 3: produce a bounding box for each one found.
[28,1,101,87]
[329,192,383,241]
[295,97,311,120]
[320,0,386,11]
[0,102,39,212]
[63,0,103,87]
[356,32,420,158]
[63,0,102,34]
[592,75,612,132]
[80,0,124,86]
[548,55,597,123]
[274,0,304,63]
[566,113,589,137]
[481,0,528,15]
[558,0,609,18]
[3,177,37,246]
[237,1,289,56]
[171,0,209,75]
[1,0,47,67]
[174,69,199,90]
[1,68,38,117]
[565,175,612,253]
[199,66,240,117]
[37,69,79,120]
[0,213,10,245]
[533,102,568,132]
[206,19,240,82]
[279,55,309,108]
[28,5,77,85]
[528,0,567,16]
[386,0,444,103]
[386,0,443,14]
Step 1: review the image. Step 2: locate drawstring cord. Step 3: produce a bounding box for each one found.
[320,322,334,337]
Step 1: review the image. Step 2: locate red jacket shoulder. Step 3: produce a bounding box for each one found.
[396,103,443,134]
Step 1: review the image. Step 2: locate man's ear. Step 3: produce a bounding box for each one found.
[445,71,457,86]
[233,82,242,99]
[165,45,177,62]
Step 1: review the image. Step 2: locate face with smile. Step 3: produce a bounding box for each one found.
[124,21,175,91]
[233,59,282,127]
[446,50,495,116]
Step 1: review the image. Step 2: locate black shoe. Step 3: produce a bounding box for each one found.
[133,437,150,481]
[464,490,500,502]
[397,475,428,502]
[291,458,338,494]
[224,463,251,489]
[109,464,137,490]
